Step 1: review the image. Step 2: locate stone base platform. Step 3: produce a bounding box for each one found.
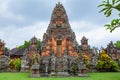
[78,73,88,77]
[30,74,40,78]
[50,72,69,76]
[57,72,69,76]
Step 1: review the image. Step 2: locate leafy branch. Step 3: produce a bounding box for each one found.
[98,0,120,32]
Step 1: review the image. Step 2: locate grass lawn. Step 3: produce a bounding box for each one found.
[0,72,120,80]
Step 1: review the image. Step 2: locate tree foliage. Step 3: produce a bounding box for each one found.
[18,39,41,50]
[96,49,119,71]
[114,40,120,48]
[18,41,30,50]
[98,0,120,32]
[4,47,9,51]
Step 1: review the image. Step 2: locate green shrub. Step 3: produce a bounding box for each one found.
[71,63,77,75]
[9,58,21,71]
[9,59,14,69]
[14,58,21,71]
[96,50,119,71]
[110,61,119,71]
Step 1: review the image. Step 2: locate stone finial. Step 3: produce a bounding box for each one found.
[81,36,88,45]
[30,36,37,45]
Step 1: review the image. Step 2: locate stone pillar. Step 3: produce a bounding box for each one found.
[30,60,40,77]
[62,55,69,76]
[50,53,56,76]
[21,59,26,72]
[21,56,29,72]
[45,63,49,75]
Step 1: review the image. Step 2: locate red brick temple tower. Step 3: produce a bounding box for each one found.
[41,2,79,75]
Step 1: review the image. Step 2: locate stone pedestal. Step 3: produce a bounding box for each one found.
[21,58,29,72]
[78,63,88,77]
[78,73,88,77]
[50,72,56,76]
[45,64,49,76]
[21,65,29,72]
[57,72,69,76]
[30,61,40,77]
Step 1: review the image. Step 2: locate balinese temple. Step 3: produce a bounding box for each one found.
[25,37,40,59]
[41,2,78,57]
[40,2,85,76]
[106,41,120,61]
[21,36,41,72]
[0,39,5,55]
[79,36,98,69]
[79,36,93,60]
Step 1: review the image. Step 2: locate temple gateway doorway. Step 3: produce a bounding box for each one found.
[56,40,62,58]
[55,40,64,72]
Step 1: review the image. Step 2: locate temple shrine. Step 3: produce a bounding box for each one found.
[41,2,78,57]
[41,2,80,75]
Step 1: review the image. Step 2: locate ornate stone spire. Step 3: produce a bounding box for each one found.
[81,36,88,45]
[41,2,78,57]
[49,2,70,28]
[30,36,37,45]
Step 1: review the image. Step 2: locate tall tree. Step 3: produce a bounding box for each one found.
[98,0,120,32]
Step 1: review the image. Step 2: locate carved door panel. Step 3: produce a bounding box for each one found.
[57,45,61,57]
[56,40,62,57]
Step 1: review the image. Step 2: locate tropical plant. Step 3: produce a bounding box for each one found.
[98,0,120,32]
[96,49,119,71]
[18,41,30,49]
[18,39,41,50]
[9,58,21,71]
[114,40,120,48]
[9,59,15,69]
[13,58,21,71]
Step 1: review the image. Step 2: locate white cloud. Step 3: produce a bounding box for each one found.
[0,21,48,49]
[0,0,9,16]
[0,0,24,21]
[71,20,120,48]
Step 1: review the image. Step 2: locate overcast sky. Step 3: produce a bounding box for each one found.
[0,0,120,49]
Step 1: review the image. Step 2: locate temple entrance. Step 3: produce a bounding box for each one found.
[56,40,62,57]
[56,58,63,72]
[55,40,64,72]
